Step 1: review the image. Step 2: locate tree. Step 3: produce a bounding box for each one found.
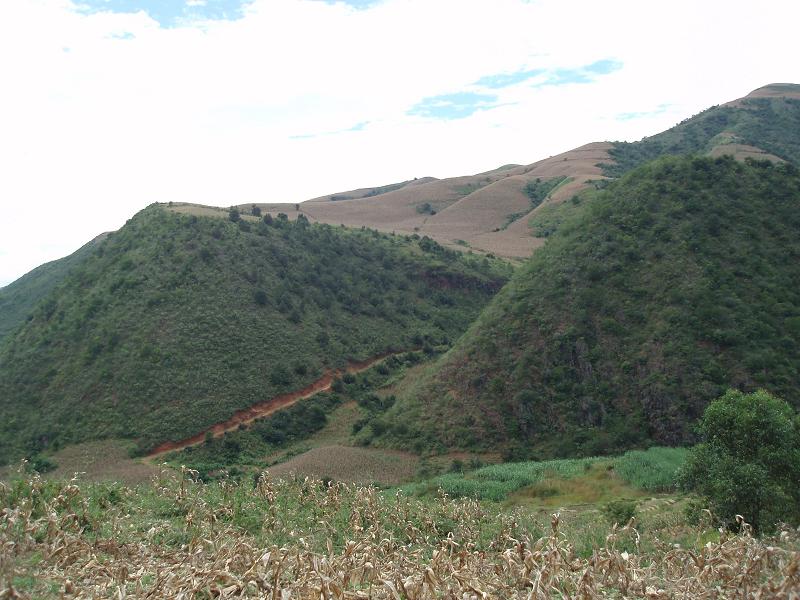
[251,204,262,217]
[679,389,800,533]
[228,207,240,222]
[269,365,292,387]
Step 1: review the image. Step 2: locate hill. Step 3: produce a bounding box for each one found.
[0,205,509,464]
[603,83,800,177]
[0,236,104,344]
[219,85,800,261]
[373,156,800,458]
[286,143,612,259]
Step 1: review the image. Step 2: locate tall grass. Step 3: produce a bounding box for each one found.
[406,447,688,501]
[404,456,601,500]
[614,446,688,492]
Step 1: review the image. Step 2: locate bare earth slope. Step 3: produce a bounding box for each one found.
[238,143,612,259]
[725,82,800,105]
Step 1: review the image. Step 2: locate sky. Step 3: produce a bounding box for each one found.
[0,0,798,286]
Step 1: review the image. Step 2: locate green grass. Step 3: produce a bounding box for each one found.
[0,206,511,464]
[614,446,688,492]
[401,447,687,502]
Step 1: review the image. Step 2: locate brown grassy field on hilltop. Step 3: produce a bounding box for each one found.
[725,82,800,106]
[229,142,612,260]
[181,85,800,261]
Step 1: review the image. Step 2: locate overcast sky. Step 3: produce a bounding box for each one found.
[1,0,798,286]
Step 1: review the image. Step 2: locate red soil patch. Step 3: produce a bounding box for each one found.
[148,352,401,458]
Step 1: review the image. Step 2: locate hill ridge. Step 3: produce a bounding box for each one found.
[224,84,800,260]
[0,205,509,463]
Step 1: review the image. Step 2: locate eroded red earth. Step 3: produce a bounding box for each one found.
[147,352,398,457]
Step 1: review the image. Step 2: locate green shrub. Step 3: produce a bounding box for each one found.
[602,499,637,527]
[25,455,57,474]
[0,201,511,464]
[523,176,567,208]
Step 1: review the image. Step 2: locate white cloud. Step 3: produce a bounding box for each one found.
[0,0,799,285]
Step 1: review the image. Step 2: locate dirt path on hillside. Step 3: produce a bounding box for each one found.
[147,352,401,458]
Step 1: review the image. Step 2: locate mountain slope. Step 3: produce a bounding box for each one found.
[603,84,800,177]
[228,85,799,260]
[230,143,612,260]
[375,156,800,458]
[0,206,509,463]
[0,236,104,344]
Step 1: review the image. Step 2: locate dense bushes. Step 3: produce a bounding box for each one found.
[523,175,567,208]
[175,351,420,476]
[382,156,800,457]
[602,96,800,178]
[0,206,509,463]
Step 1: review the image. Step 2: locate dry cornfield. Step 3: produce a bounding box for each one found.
[1,466,799,599]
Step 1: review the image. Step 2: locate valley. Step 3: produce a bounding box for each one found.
[2,84,799,482]
[2,83,800,597]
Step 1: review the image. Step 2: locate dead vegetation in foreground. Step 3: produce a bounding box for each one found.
[1,466,799,599]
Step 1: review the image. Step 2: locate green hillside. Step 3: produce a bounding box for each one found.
[376,156,800,458]
[0,237,101,344]
[602,85,800,177]
[0,205,509,464]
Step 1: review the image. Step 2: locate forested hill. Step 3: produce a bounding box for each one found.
[0,237,103,344]
[603,83,800,177]
[376,156,800,459]
[0,205,509,463]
